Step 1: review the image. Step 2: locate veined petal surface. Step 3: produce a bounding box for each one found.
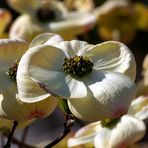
[68,72,136,122]
[87,41,136,80]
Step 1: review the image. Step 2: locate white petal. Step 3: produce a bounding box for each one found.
[0,82,58,121]
[49,12,96,40]
[94,129,111,148]
[129,96,148,120]
[9,15,45,42]
[0,39,29,65]
[94,115,146,148]
[29,33,63,48]
[68,72,136,122]
[25,44,88,99]
[68,121,101,147]
[30,67,87,98]
[87,41,136,80]
[110,115,146,148]
[54,40,93,58]
[0,39,29,92]
[17,45,64,102]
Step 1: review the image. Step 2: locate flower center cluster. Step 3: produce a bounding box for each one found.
[36,7,56,22]
[63,55,94,77]
[101,118,120,128]
[7,60,19,81]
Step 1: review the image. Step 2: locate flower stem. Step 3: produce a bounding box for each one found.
[45,114,75,148]
[11,137,36,148]
[19,126,29,148]
[4,121,18,148]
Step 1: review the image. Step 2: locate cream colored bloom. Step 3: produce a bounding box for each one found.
[0,37,58,121]
[8,0,95,41]
[68,115,146,148]
[17,33,136,122]
[94,0,137,43]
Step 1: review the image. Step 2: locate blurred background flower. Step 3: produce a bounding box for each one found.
[7,0,96,41]
[94,0,137,43]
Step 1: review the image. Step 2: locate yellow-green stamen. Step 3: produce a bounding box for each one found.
[7,60,19,81]
[101,117,120,128]
[63,55,94,77]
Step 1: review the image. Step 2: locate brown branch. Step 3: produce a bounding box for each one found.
[4,121,18,148]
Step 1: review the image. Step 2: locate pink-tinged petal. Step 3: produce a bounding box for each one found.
[68,72,136,122]
[0,82,58,121]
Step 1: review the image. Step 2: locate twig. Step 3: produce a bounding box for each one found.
[11,136,36,148]
[45,114,75,148]
[19,126,29,148]
[4,121,18,148]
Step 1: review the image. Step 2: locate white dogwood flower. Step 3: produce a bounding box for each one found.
[8,0,95,41]
[0,36,58,121]
[17,33,136,122]
[68,115,146,148]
